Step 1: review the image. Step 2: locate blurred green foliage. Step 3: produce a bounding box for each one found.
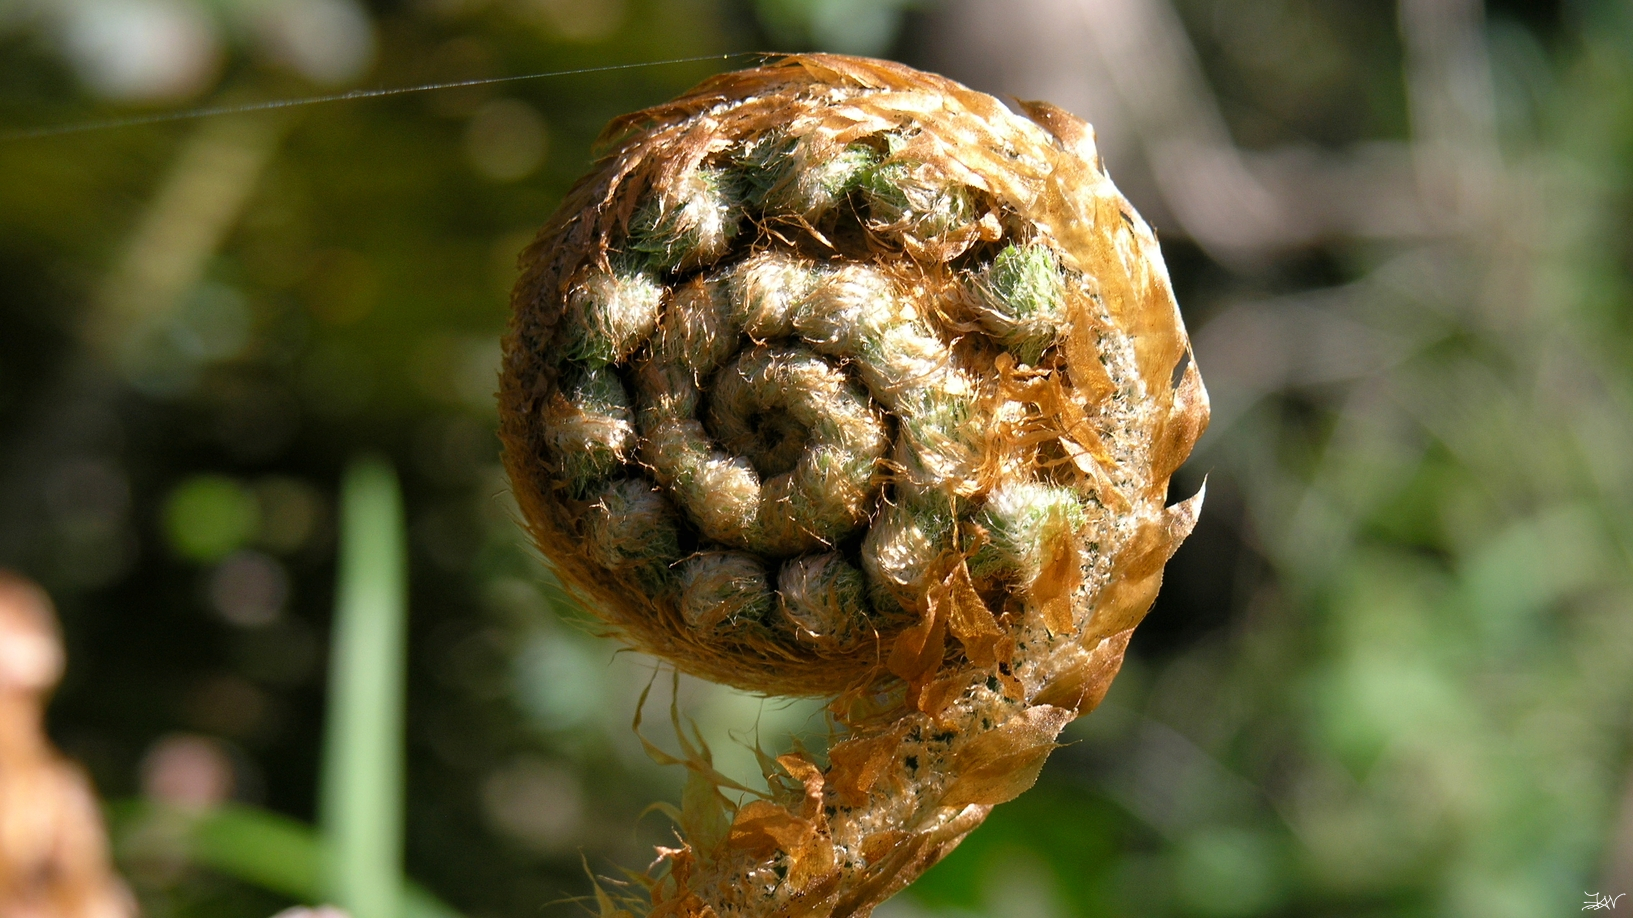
[112,800,458,918]
[0,1,1630,917]
[164,475,262,563]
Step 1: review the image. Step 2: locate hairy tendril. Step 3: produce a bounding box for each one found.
[500,54,1210,918]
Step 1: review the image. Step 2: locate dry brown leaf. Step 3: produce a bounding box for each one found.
[828,805,992,917]
[1032,528,1082,635]
[1083,555,1164,649]
[858,829,909,865]
[1084,485,1205,646]
[649,845,714,918]
[887,593,946,694]
[786,840,840,899]
[918,672,974,721]
[778,753,827,823]
[827,732,903,807]
[683,767,734,861]
[939,705,1073,808]
[1148,356,1210,489]
[1031,629,1135,714]
[772,872,845,918]
[729,801,815,858]
[942,563,1004,668]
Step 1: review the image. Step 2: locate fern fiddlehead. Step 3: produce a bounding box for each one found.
[500,54,1209,917]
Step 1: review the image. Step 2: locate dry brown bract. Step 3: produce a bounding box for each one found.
[500,54,1207,917]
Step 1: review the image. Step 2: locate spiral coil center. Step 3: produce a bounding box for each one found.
[643,341,887,558]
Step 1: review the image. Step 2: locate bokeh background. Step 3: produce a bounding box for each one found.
[2,0,1631,915]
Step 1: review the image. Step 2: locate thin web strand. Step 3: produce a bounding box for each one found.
[1,52,762,142]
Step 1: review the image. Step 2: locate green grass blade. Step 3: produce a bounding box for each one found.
[188,804,324,897]
[108,800,460,918]
[321,456,408,918]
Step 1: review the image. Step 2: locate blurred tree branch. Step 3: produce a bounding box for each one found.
[0,573,132,918]
[89,113,289,362]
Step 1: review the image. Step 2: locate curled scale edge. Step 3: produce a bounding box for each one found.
[499,54,1209,918]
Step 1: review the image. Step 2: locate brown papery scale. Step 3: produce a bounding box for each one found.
[500,54,1208,917]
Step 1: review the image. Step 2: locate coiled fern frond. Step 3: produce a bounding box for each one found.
[499,54,1208,917]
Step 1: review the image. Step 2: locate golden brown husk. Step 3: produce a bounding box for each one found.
[500,54,1208,917]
